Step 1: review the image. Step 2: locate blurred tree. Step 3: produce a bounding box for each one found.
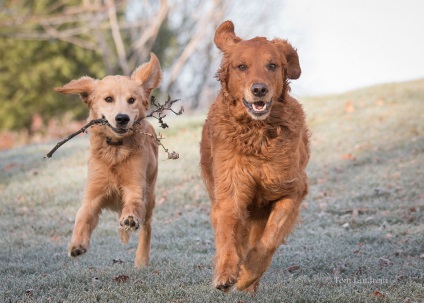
[0,1,105,131]
[0,0,169,74]
[0,0,231,132]
[162,0,226,109]
[0,0,168,131]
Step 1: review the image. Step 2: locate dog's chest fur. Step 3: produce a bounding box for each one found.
[84,123,157,211]
[91,139,136,166]
[207,95,308,203]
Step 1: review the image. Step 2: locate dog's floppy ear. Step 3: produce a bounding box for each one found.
[131,52,162,98]
[214,20,241,52]
[272,39,301,80]
[54,76,97,104]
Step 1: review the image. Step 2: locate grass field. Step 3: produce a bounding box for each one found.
[1,79,423,302]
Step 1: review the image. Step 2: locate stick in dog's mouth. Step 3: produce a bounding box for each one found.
[110,127,128,134]
[101,115,128,134]
[45,96,183,159]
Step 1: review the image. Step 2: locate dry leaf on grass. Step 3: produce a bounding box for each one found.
[287,265,300,272]
[114,275,129,283]
[373,290,385,298]
[25,289,33,298]
[379,257,391,266]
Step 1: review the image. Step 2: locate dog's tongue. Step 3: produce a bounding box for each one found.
[253,101,266,111]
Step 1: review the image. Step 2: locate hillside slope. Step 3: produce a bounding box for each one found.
[0,79,423,302]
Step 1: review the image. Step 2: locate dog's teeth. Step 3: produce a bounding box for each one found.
[253,103,266,112]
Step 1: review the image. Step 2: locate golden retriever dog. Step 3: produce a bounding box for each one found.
[200,21,310,292]
[55,53,161,267]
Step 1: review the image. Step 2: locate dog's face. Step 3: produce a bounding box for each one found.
[89,76,148,135]
[55,53,162,137]
[215,21,301,121]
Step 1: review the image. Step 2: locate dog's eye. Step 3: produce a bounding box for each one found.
[238,64,247,71]
[128,97,135,104]
[105,96,113,103]
[268,63,277,70]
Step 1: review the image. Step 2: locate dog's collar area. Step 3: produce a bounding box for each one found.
[106,137,123,146]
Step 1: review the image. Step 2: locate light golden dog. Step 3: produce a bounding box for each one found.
[55,53,161,267]
[200,21,310,292]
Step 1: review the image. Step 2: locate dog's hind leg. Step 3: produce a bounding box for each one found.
[236,219,266,293]
[118,213,131,244]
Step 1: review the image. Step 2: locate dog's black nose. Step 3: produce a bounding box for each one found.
[115,114,130,126]
[251,83,269,97]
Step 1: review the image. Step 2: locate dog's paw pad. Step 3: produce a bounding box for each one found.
[120,215,139,231]
[70,245,87,257]
[214,274,237,292]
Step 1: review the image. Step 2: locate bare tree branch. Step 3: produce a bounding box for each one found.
[1,0,232,110]
[165,0,226,91]
[129,0,168,67]
[40,22,98,50]
[106,0,130,75]
[93,30,116,74]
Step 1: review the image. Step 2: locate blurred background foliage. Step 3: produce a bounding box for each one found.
[0,0,228,132]
[0,36,104,130]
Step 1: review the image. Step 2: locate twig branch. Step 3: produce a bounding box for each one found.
[44,96,182,159]
[134,130,179,160]
[146,95,184,129]
[44,118,108,158]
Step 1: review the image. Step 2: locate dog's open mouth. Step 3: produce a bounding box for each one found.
[242,98,272,117]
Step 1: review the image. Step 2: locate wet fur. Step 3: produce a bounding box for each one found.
[200,21,310,292]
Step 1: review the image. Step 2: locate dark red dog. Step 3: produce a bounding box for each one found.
[200,20,310,292]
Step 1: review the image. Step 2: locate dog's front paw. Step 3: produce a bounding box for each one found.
[69,244,87,257]
[214,272,237,292]
[120,215,140,231]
